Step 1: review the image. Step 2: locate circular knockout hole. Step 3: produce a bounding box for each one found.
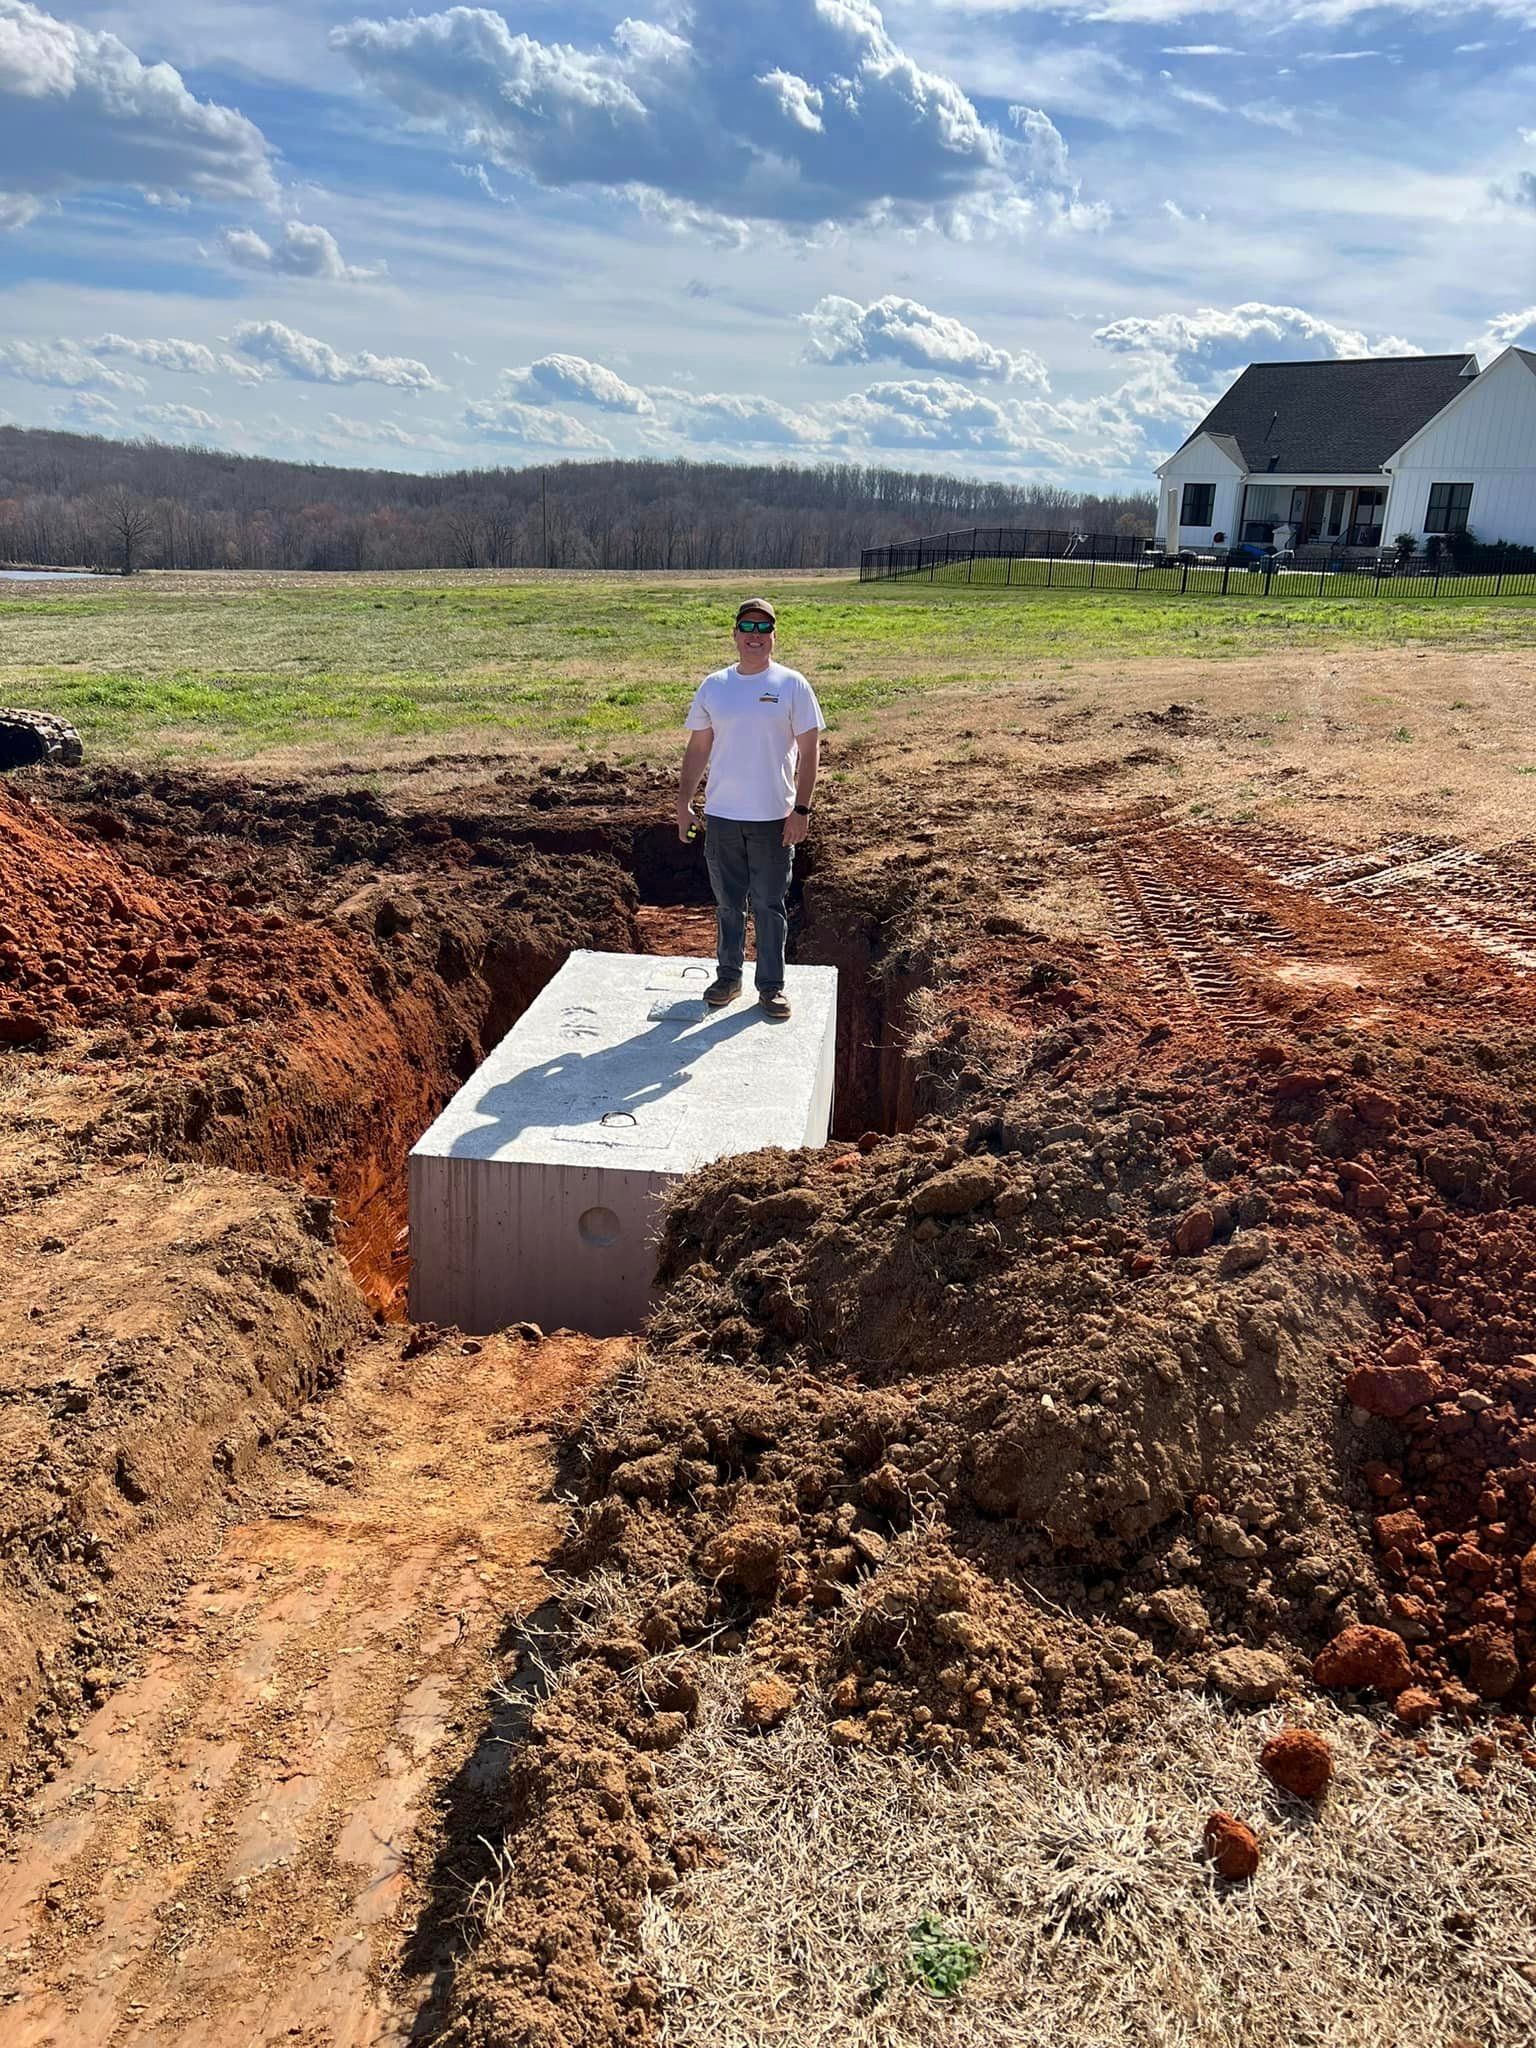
[578,1206,622,1248]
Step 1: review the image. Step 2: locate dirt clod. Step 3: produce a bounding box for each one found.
[909,1158,1001,1217]
[1261,1727,1333,1801]
[1203,1811,1261,1879]
[1208,1648,1289,1704]
[1313,1625,1414,1697]
[741,1675,798,1729]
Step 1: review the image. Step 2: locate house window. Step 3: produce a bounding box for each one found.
[1425,482,1473,533]
[1180,482,1216,527]
[1240,483,1290,542]
[1351,488,1386,548]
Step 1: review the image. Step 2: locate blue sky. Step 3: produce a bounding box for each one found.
[1,0,1533,487]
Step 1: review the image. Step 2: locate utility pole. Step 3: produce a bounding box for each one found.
[541,468,549,569]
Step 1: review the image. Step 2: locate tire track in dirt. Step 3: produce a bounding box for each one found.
[0,1330,627,2048]
[1223,827,1536,976]
[1094,835,1339,1031]
[1092,821,1536,1041]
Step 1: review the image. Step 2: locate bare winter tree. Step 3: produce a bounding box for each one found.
[483,503,518,568]
[0,426,1156,575]
[445,506,482,569]
[102,489,155,576]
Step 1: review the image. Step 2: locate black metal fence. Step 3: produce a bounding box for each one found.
[861,527,1145,580]
[859,526,1536,601]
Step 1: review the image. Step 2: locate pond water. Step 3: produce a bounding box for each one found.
[0,567,102,580]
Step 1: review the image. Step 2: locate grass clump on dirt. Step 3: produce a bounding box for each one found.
[5,570,1536,762]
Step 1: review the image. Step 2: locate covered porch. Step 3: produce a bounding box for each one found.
[1239,480,1388,550]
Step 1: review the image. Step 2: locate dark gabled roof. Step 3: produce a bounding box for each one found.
[1177,354,1479,475]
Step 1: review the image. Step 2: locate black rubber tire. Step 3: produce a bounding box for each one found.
[0,709,85,772]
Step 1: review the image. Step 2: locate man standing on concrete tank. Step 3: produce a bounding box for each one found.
[676,598,825,1022]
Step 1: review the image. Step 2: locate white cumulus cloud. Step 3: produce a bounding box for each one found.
[0,336,145,392]
[826,375,1042,454]
[654,387,822,448]
[219,220,379,282]
[505,354,653,415]
[320,411,461,453]
[0,0,278,229]
[801,295,1048,385]
[52,389,121,431]
[231,320,440,389]
[1094,301,1420,380]
[462,397,614,450]
[333,0,1062,237]
[137,401,221,436]
[1472,306,1536,355]
[87,332,267,384]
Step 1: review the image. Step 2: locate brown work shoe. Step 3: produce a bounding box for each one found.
[704,975,742,1008]
[758,989,791,1021]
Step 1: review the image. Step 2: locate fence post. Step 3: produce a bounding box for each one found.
[1135,557,1142,590]
[1432,568,1440,597]
[1221,559,1230,595]
[1318,569,1326,597]
[1005,553,1012,587]
[1090,556,1096,588]
[1263,559,1274,597]
[967,552,974,583]
[1497,552,1504,597]
[1180,559,1189,594]
[1375,560,1383,596]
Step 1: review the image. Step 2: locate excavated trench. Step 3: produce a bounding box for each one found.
[12,764,1536,2047]
[8,763,933,1328]
[0,767,942,2041]
[298,816,929,1321]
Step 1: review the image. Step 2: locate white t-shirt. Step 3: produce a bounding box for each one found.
[684,661,826,822]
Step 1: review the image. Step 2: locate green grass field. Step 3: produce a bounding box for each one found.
[4,570,1535,763]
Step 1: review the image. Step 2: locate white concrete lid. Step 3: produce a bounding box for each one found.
[410,950,839,1173]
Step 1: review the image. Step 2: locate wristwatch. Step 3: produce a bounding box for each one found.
[793,804,812,816]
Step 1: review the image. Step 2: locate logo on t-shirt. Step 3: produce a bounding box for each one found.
[758,692,779,703]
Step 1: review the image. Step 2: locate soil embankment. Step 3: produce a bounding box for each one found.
[5,750,1536,2046]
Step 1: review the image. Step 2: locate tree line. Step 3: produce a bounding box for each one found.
[0,426,1155,574]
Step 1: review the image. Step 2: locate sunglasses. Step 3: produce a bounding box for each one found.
[735,618,774,634]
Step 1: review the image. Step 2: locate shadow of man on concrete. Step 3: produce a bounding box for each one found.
[444,1000,765,1159]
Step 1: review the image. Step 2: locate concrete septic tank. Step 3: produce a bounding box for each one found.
[408,950,838,1337]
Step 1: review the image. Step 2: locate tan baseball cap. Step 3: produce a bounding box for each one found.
[734,597,777,623]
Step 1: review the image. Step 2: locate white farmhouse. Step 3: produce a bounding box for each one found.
[1156,348,1536,557]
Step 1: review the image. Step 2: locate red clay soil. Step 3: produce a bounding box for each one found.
[10,757,1536,2048]
[433,802,1536,2048]
[1,778,645,1315]
[1260,1727,1333,1800]
[0,783,404,1046]
[926,819,1536,1720]
[0,769,646,1807]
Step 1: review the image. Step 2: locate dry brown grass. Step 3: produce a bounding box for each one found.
[622,1658,1536,2048]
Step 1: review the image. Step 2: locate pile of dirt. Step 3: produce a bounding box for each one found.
[440,1017,1536,2048]
[45,758,680,898]
[552,1061,1380,1763]
[0,783,375,1046]
[0,761,674,1814]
